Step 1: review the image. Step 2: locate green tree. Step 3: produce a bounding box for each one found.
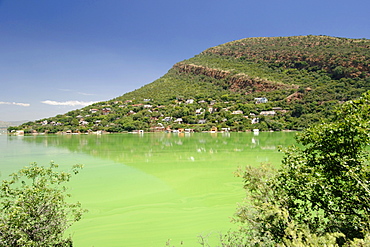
[229,91,370,246]
[0,162,87,246]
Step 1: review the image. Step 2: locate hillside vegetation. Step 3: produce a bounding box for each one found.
[10,35,370,133]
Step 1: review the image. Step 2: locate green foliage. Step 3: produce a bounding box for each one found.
[228,91,370,246]
[0,162,87,246]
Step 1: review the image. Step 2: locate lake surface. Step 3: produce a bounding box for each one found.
[0,132,297,246]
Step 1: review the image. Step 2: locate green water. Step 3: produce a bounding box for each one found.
[0,132,297,246]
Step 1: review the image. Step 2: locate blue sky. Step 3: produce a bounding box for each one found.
[0,0,369,121]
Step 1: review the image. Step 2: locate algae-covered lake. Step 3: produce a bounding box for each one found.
[0,132,297,246]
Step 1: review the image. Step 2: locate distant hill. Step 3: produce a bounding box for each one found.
[0,121,11,128]
[1,120,29,127]
[12,35,370,133]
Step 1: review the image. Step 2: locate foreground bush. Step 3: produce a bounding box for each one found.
[227,91,370,246]
[0,162,86,246]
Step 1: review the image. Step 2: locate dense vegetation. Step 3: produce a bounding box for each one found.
[10,35,370,133]
[220,91,370,246]
[0,162,86,246]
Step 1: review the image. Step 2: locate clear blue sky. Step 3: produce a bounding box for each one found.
[1,0,369,121]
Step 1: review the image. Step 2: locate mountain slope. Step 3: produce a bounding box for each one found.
[11,35,370,133]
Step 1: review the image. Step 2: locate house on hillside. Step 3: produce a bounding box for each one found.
[232,110,243,115]
[272,107,288,113]
[79,118,89,126]
[254,97,268,104]
[102,108,111,115]
[163,117,172,122]
[195,108,204,115]
[260,110,276,116]
[50,121,62,126]
[251,118,259,124]
[174,118,183,123]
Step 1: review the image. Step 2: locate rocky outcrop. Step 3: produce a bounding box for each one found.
[173,62,294,93]
[173,63,230,79]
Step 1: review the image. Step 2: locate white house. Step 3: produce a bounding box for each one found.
[231,110,243,115]
[251,118,259,124]
[174,118,183,123]
[79,120,89,126]
[195,108,204,115]
[254,97,268,104]
[260,110,276,116]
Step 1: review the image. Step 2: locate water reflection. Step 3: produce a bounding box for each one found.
[11,132,298,168]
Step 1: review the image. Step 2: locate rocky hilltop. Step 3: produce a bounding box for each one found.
[11,35,370,133]
[172,62,296,93]
[204,36,370,78]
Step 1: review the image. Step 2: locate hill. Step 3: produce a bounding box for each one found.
[0,121,11,128]
[10,35,370,133]
[0,120,29,127]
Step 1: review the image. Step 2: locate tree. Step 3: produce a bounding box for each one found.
[229,91,370,246]
[0,162,87,246]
